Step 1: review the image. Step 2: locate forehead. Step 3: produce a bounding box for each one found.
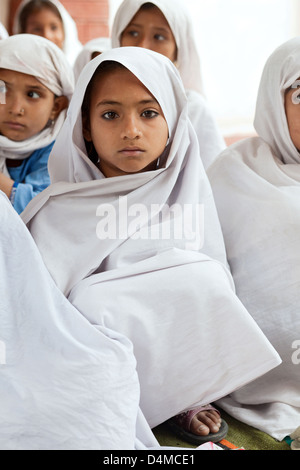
[0,68,49,90]
[91,66,156,101]
[26,7,63,24]
[128,5,171,29]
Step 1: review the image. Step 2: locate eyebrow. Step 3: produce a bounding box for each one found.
[96,98,159,107]
[126,22,169,32]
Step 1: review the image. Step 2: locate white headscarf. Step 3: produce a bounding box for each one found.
[254,36,300,164]
[13,0,82,66]
[110,0,204,94]
[73,37,111,82]
[22,47,280,428]
[207,37,300,440]
[0,34,74,175]
[0,22,9,39]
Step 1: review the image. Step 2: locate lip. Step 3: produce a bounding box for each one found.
[119,147,145,156]
[4,121,26,130]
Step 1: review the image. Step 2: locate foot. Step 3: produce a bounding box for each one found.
[189,408,222,436]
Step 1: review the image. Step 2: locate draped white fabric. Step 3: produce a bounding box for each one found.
[22,47,280,429]
[13,0,82,66]
[73,37,111,82]
[0,34,74,174]
[0,190,160,450]
[208,37,300,440]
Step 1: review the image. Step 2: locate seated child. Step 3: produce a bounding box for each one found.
[207,37,300,442]
[111,0,226,170]
[13,0,82,66]
[22,47,280,445]
[0,33,74,214]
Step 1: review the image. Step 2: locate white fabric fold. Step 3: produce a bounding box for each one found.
[22,47,280,429]
[0,190,159,450]
[208,37,300,440]
[73,37,111,82]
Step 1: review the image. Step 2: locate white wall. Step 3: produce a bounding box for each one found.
[109,0,298,135]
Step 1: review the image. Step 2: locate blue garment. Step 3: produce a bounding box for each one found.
[7,141,54,214]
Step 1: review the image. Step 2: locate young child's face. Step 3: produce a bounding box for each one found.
[24,7,65,50]
[0,68,57,141]
[285,82,300,151]
[121,6,177,63]
[83,67,169,178]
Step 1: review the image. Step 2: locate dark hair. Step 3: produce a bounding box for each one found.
[18,0,62,32]
[81,61,127,165]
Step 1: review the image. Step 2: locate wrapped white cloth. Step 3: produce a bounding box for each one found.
[0,190,159,450]
[110,0,225,169]
[13,0,82,66]
[0,22,8,39]
[73,37,111,81]
[22,47,280,429]
[208,37,300,440]
[0,34,74,175]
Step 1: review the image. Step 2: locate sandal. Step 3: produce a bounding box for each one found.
[167,404,228,445]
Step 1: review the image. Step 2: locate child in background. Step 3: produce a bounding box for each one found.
[13,0,82,66]
[73,37,111,82]
[111,0,226,170]
[22,47,280,445]
[0,34,74,214]
[207,37,300,442]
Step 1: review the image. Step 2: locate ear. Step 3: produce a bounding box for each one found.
[50,95,69,121]
[82,112,92,142]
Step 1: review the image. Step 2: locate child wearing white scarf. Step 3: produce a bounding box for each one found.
[208,37,300,443]
[110,0,226,170]
[22,47,280,444]
[0,34,74,214]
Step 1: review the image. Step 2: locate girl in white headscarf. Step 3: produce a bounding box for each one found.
[73,37,112,82]
[110,0,226,171]
[13,0,82,66]
[0,34,74,214]
[207,37,300,443]
[22,47,280,445]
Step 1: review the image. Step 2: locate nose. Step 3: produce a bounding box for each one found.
[138,36,151,49]
[42,27,55,42]
[8,94,25,116]
[121,114,142,140]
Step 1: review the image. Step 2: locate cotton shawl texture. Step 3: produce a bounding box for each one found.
[207,37,300,440]
[22,47,280,429]
[0,191,161,450]
[0,34,74,176]
[110,0,225,169]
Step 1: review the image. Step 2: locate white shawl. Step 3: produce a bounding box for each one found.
[73,37,111,82]
[13,0,82,66]
[208,37,300,440]
[22,47,280,429]
[0,34,74,175]
[0,190,159,450]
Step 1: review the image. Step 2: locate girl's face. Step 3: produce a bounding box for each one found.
[0,68,66,141]
[24,7,65,50]
[121,6,177,63]
[285,83,300,151]
[83,67,169,178]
